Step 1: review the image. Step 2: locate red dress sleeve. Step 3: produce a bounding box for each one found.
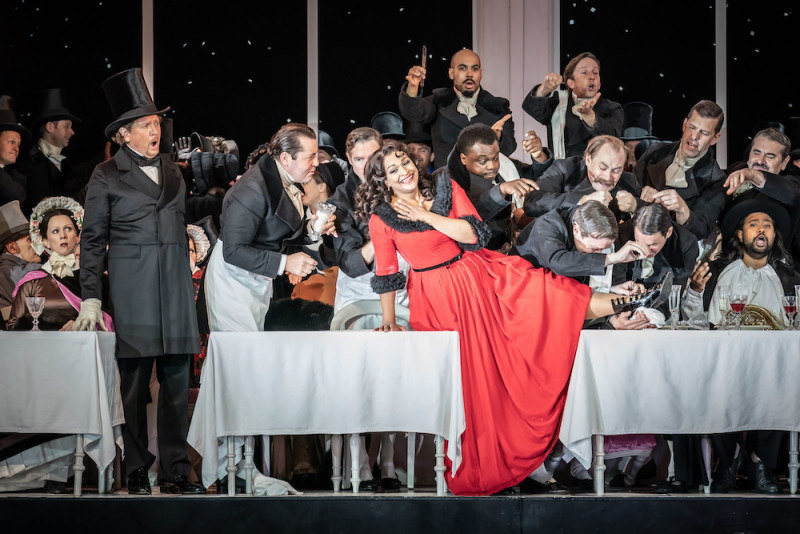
[450,179,482,220]
[368,214,406,294]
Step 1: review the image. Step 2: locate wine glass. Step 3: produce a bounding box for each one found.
[782,295,797,330]
[309,202,336,241]
[729,287,749,330]
[25,296,46,331]
[716,286,729,330]
[668,286,681,330]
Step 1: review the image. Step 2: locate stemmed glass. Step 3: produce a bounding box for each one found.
[309,202,336,241]
[794,285,800,328]
[717,286,729,330]
[729,287,749,330]
[25,296,46,331]
[782,295,797,330]
[668,286,682,330]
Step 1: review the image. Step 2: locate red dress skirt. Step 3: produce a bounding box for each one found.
[369,179,591,495]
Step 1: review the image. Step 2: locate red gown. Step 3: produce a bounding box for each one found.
[368,178,591,495]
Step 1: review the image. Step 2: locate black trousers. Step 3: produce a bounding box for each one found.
[117,354,191,478]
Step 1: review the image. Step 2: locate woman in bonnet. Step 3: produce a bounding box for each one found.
[7,196,113,331]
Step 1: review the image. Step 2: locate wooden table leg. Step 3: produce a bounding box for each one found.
[244,436,254,494]
[407,432,416,490]
[349,434,361,494]
[593,434,605,496]
[789,431,799,495]
[435,435,446,496]
[331,435,342,492]
[73,434,85,496]
[226,436,236,496]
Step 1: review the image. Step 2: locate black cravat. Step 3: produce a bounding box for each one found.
[122,144,161,167]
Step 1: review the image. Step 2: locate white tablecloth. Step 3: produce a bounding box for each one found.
[187,331,465,488]
[560,330,800,468]
[0,332,124,476]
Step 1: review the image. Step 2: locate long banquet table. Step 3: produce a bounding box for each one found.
[187,330,465,496]
[560,329,800,495]
[0,331,124,495]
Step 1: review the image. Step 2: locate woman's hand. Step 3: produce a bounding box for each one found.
[393,199,430,224]
[374,322,407,332]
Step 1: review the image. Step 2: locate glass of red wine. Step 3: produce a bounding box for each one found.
[729,288,749,330]
[782,295,797,330]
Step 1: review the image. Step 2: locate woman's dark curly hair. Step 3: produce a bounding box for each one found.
[353,141,435,224]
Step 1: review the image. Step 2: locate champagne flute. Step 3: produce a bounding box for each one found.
[668,286,681,330]
[782,295,797,330]
[717,286,729,330]
[25,296,46,331]
[729,288,748,330]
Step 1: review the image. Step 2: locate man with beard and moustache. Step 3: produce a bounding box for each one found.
[522,134,641,220]
[681,199,800,494]
[635,100,726,241]
[522,52,623,159]
[721,127,800,262]
[444,124,538,251]
[399,49,516,170]
[74,68,204,495]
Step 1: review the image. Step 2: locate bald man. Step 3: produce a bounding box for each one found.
[399,48,516,170]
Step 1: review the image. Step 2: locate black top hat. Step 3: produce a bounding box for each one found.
[316,161,345,193]
[30,88,81,130]
[620,102,657,141]
[0,95,31,142]
[370,112,405,140]
[102,68,170,139]
[404,121,432,146]
[317,130,339,158]
[721,197,791,241]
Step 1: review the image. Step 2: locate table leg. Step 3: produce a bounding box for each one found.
[226,436,236,496]
[349,434,361,494]
[73,434,85,496]
[330,435,342,492]
[407,432,416,490]
[434,435,445,496]
[789,431,799,496]
[98,466,106,494]
[244,436,254,495]
[700,435,712,494]
[593,435,605,496]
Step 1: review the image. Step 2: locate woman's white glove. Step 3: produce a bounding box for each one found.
[71,298,107,331]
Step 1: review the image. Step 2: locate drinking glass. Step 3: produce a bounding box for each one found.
[729,288,749,330]
[309,202,336,241]
[668,286,681,330]
[717,286,729,330]
[795,285,800,328]
[782,295,797,330]
[25,296,46,331]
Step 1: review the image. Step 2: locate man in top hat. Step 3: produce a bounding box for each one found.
[634,100,727,241]
[0,96,29,207]
[74,68,204,495]
[15,88,83,215]
[404,121,435,175]
[684,198,800,494]
[522,52,623,160]
[400,48,516,170]
[0,200,41,316]
[370,111,405,141]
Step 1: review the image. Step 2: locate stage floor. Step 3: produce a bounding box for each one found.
[3,486,800,534]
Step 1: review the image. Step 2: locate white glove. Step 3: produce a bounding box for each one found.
[72,298,107,331]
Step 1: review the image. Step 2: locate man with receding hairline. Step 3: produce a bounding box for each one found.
[399,48,516,170]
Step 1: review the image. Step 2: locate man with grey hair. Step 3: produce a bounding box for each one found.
[0,200,41,315]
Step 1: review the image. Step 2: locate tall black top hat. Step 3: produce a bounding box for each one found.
[370,112,405,140]
[30,88,81,130]
[0,95,31,142]
[620,102,657,141]
[404,121,432,146]
[102,68,170,139]
[317,130,339,158]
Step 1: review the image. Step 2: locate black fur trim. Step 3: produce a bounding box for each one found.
[458,215,491,251]
[373,173,454,232]
[370,271,407,294]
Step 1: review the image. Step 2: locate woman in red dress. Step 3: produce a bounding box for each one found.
[353,142,648,495]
